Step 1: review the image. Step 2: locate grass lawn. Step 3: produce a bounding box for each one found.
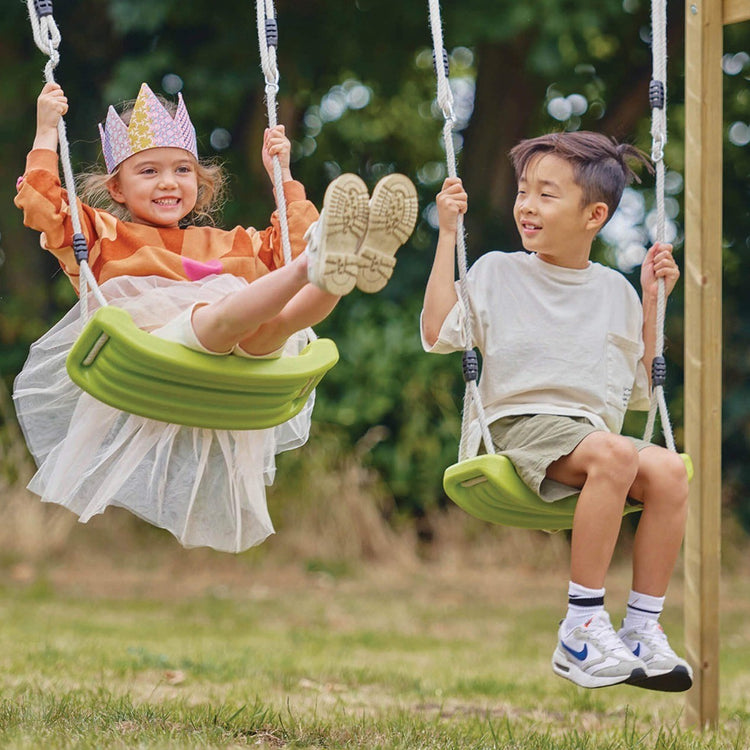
[0,527,747,750]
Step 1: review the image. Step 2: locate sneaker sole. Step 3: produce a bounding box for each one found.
[552,647,647,689]
[625,665,693,692]
[312,174,370,295]
[356,173,418,293]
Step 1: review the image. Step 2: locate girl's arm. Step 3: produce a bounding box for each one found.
[640,242,680,386]
[33,82,68,152]
[262,125,293,185]
[421,177,466,347]
[15,83,104,293]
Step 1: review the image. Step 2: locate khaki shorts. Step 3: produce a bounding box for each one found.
[489,414,654,502]
[151,304,284,359]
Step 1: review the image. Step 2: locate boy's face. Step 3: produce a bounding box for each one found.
[107,147,199,228]
[513,154,607,269]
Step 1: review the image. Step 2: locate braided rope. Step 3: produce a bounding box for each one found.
[25,0,107,315]
[642,0,676,452]
[427,0,495,461]
[257,0,293,266]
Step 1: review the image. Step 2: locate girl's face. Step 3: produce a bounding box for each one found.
[107,147,199,228]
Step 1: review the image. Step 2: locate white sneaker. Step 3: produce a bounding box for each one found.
[618,620,693,692]
[306,173,369,295]
[355,173,417,293]
[552,611,647,689]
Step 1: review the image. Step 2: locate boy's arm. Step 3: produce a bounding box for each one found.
[422,177,466,347]
[640,242,680,385]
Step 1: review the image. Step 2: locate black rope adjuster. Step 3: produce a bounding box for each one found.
[433,48,450,78]
[649,79,665,110]
[72,232,89,264]
[34,0,54,17]
[462,350,478,383]
[651,355,667,387]
[265,19,278,48]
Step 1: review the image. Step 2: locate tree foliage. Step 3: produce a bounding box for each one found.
[1,1,748,525]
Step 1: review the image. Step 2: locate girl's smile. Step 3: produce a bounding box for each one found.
[107,147,199,228]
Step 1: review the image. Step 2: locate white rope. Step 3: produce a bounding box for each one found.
[428,0,495,461]
[26,0,107,314]
[642,0,676,452]
[256,0,293,266]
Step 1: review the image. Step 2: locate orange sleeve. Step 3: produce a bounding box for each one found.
[14,149,106,289]
[251,180,319,271]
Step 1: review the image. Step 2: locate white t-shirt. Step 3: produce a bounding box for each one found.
[421,251,651,457]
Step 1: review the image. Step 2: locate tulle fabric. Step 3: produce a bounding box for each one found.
[13,275,314,553]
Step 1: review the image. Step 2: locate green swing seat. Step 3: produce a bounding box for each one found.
[443,452,694,531]
[66,305,338,430]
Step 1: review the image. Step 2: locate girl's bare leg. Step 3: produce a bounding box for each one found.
[235,285,340,355]
[190,254,314,353]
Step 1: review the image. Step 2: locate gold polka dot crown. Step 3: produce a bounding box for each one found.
[98,83,198,173]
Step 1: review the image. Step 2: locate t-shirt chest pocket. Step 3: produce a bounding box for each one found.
[606,332,641,410]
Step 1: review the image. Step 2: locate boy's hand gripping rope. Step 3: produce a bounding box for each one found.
[428,0,495,462]
[25,0,107,315]
[642,0,676,453]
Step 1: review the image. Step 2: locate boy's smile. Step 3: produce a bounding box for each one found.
[107,147,199,228]
[513,153,607,269]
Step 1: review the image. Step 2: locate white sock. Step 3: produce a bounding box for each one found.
[562,581,605,633]
[622,590,664,630]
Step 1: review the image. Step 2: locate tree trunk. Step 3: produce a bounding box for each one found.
[460,36,547,259]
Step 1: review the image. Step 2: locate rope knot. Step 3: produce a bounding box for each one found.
[651,132,666,162]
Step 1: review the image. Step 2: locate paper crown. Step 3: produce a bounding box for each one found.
[98,83,198,173]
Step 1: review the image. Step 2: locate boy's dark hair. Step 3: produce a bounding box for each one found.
[509,131,653,225]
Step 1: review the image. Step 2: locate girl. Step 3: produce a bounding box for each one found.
[14,81,418,553]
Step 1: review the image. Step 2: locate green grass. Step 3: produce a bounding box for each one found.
[0,554,748,749]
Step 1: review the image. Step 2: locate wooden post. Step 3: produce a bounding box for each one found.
[683,0,749,729]
[683,0,723,729]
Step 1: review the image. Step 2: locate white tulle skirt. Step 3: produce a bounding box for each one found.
[13,274,315,553]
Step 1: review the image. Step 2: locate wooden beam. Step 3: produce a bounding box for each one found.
[723,0,750,24]
[684,0,724,729]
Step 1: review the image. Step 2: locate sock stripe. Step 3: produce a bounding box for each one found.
[569,595,604,608]
[627,603,661,615]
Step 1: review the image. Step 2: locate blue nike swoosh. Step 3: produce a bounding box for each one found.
[561,640,588,661]
[633,643,641,657]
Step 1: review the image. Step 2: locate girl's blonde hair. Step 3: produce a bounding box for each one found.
[77,94,227,226]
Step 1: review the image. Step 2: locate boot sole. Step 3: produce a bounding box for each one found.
[313,174,370,295]
[356,174,418,293]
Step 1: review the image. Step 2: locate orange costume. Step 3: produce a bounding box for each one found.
[14,148,320,554]
[15,149,318,293]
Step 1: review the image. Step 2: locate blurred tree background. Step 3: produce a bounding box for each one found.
[0,1,748,531]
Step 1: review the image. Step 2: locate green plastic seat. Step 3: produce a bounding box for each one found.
[66,305,338,430]
[444,452,694,531]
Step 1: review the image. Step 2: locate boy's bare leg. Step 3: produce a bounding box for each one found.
[545,432,640,589]
[627,446,689,596]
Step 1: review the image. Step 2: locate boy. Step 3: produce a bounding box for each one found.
[422,131,691,692]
